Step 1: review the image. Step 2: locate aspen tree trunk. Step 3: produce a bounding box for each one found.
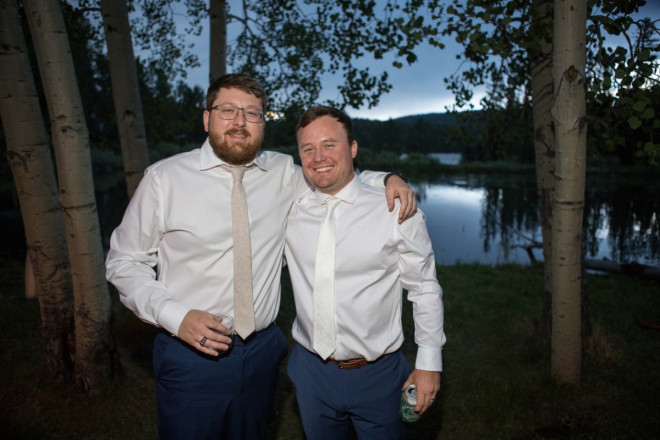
[531,0,555,338]
[550,0,587,385]
[23,0,120,393]
[209,0,227,81]
[101,0,149,198]
[0,0,74,382]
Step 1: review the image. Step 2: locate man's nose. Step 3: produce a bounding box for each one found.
[313,148,326,162]
[231,109,247,126]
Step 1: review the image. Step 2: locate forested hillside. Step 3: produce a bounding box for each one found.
[264,111,461,154]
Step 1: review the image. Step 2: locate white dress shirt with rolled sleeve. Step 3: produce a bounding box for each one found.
[285,175,446,371]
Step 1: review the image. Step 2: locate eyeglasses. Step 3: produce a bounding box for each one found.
[210,104,264,123]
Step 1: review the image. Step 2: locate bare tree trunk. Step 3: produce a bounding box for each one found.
[550,0,587,385]
[530,0,555,338]
[101,0,149,198]
[23,0,120,393]
[209,0,227,81]
[0,0,74,382]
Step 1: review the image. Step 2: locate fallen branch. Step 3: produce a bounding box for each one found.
[585,259,660,282]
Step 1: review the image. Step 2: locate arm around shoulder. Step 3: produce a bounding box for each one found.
[358,170,417,221]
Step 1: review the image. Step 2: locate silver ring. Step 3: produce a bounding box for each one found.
[199,337,208,347]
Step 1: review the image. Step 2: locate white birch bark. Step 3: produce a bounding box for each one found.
[550,0,587,384]
[23,0,119,393]
[531,0,555,337]
[0,0,74,381]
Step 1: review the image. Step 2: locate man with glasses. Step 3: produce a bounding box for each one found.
[105,74,416,440]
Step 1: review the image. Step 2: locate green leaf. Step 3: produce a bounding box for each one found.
[632,101,647,112]
[627,116,642,130]
[641,108,655,119]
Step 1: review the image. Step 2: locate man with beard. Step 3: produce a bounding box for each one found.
[105,74,416,440]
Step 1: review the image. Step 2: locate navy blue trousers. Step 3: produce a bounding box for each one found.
[287,343,411,440]
[153,324,288,440]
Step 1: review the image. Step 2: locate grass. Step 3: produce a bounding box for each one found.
[1,258,659,439]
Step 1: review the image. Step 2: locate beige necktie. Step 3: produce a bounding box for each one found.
[222,164,255,339]
[313,197,342,360]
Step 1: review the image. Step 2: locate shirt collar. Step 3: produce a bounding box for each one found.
[313,173,359,206]
[199,138,268,172]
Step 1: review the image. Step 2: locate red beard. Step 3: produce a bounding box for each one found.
[208,128,262,165]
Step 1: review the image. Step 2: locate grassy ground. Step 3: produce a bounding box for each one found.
[1,259,659,439]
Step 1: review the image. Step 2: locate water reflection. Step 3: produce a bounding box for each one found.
[583,180,660,265]
[417,175,660,266]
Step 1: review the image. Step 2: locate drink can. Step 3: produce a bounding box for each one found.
[399,384,420,423]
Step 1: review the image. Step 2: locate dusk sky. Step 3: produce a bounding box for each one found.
[177,1,659,121]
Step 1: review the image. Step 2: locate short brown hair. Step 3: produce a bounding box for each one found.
[206,74,267,112]
[296,106,355,145]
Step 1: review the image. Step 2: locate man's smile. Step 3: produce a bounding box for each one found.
[314,165,334,173]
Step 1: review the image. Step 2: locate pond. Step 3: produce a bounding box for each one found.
[417,173,660,266]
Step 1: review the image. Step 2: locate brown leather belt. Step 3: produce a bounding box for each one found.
[327,357,371,370]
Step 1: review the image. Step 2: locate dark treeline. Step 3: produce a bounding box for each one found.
[82,76,660,180]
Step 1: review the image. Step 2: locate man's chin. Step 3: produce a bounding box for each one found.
[309,180,338,194]
[212,144,259,165]
[308,174,334,188]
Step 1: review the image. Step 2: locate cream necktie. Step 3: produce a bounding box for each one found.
[222,164,255,339]
[313,197,342,360]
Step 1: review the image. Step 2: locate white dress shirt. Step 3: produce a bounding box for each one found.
[105,140,386,337]
[285,175,446,371]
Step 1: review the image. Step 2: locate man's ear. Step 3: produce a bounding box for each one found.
[203,110,210,132]
[351,140,358,159]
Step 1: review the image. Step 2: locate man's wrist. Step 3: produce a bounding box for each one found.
[384,170,408,185]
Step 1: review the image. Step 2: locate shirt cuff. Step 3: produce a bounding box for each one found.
[159,300,192,337]
[415,345,443,372]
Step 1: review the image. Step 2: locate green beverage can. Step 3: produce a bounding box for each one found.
[399,384,420,423]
